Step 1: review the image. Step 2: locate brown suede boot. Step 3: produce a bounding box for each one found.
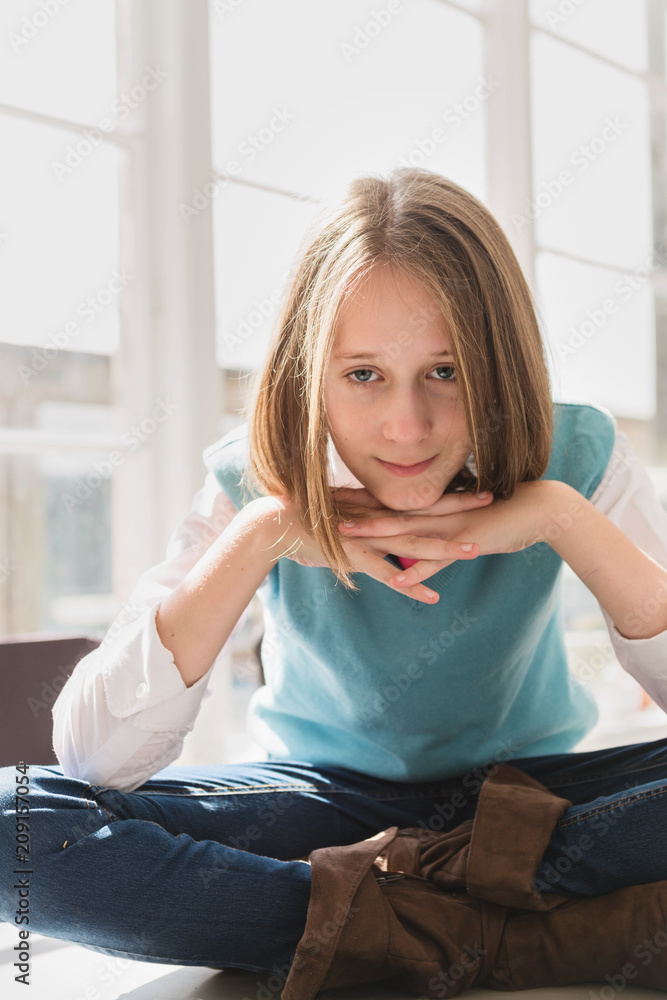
[382,764,667,992]
[280,825,508,1000]
[485,880,667,991]
[282,766,667,997]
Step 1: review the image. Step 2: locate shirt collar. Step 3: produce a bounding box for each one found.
[327,436,366,488]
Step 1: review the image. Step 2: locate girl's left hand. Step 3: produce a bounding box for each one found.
[337,480,553,589]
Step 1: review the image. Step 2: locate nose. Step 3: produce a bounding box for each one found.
[381,384,432,446]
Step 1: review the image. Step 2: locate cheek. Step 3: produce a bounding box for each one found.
[443,406,471,446]
[326,390,368,440]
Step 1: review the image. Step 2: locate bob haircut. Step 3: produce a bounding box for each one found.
[244,167,553,591]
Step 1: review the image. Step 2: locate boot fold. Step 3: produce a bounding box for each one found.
[466,764,572,911]
[281,826,399,1000]
[379,764,573,911]
[281,825,508,1000]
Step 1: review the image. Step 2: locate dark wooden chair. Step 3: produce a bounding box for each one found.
[0,633,100,767]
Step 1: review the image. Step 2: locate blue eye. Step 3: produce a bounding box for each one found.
[349,369,378,383]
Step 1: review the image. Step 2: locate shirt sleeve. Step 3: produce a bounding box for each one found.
[588,429,667,712]
[52,471,248,792]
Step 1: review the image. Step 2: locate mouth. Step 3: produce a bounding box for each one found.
[377,455,437,477]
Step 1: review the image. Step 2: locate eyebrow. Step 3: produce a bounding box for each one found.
[333,351,454,361]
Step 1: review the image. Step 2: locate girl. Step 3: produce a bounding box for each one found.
[2,167,667,995]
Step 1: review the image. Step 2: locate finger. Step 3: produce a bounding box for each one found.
[387,547,479,588]
[345,543,443,605]
[399,491,494,517]
[339,513,454,537]
[426,490,493,515]
[388,559,454,593]
[387,536,480,563]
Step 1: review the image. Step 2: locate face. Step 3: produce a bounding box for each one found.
[324,266,472,511]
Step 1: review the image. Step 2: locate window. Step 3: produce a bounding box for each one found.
[0,0,119,634]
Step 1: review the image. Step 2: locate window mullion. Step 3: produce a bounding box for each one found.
[648,0,667,462]
[483,0,535,290]
[112,0,221,603]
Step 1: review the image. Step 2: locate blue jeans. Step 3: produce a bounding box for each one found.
[1,737,667,975]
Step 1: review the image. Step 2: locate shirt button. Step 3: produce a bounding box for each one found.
[135,682,148,698]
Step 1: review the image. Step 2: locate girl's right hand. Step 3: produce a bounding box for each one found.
[248,490,488,604]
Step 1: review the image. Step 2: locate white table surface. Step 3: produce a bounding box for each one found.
[1,924,663,1000]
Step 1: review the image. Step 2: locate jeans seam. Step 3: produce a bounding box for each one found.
[539,758,667,790]
[116,783,461,802]
[81,783,118,824]
[554,785,667,830]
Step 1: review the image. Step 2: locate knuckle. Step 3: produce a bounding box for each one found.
[406,534,419,552]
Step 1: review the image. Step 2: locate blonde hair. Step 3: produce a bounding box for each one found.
[245,167,552,590]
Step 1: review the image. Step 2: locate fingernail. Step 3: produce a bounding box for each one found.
[393,574,406,584]
[340,520,356,528]
[425,589,438,601]
[476,491,490,499]
[460,543,474,552]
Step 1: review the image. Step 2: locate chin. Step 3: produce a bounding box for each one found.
[371,482,447,512]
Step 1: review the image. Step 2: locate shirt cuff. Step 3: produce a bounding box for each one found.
[610,621,667,680]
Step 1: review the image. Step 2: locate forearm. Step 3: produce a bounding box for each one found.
[539,481,667,640]
[156,500,276,687]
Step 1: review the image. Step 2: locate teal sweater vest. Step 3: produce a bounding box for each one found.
[202,402,616,781]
